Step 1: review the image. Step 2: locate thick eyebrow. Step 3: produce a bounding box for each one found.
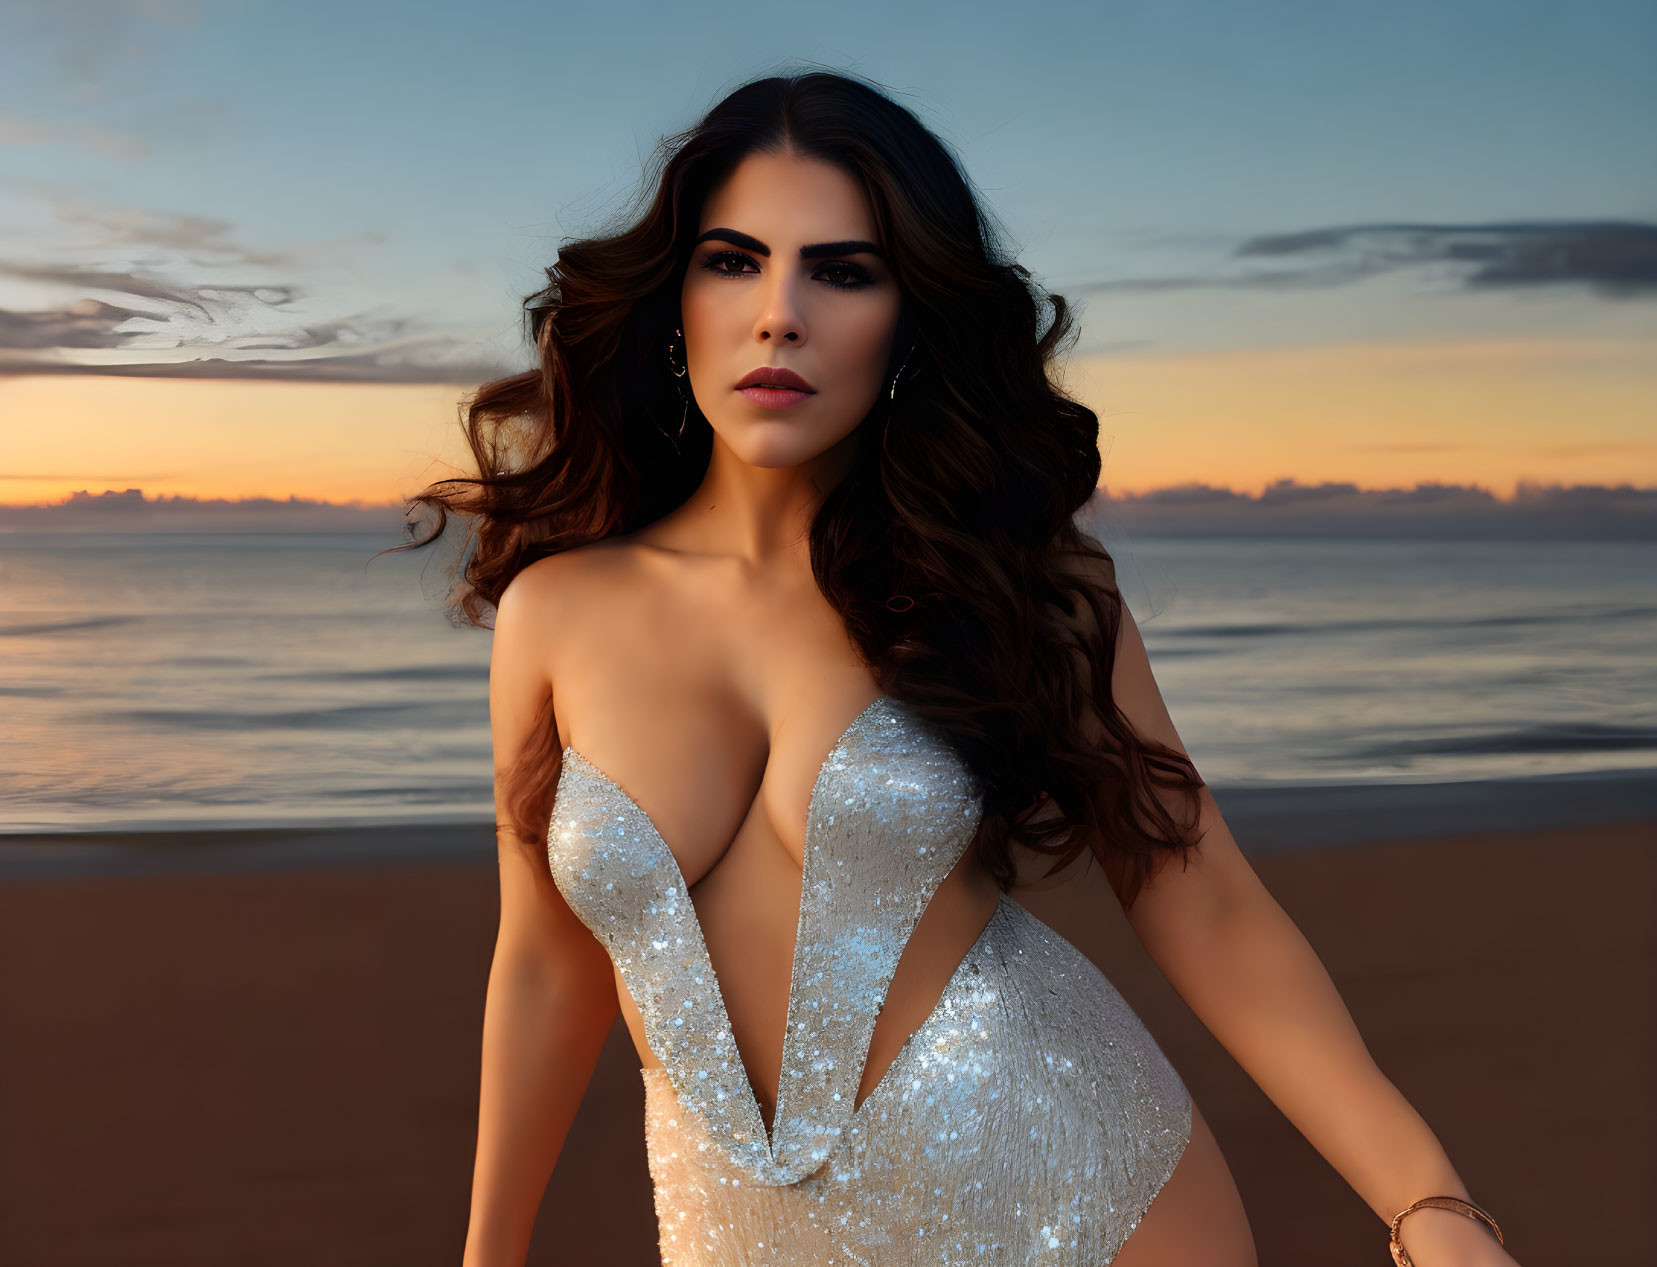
[693,227,886,262]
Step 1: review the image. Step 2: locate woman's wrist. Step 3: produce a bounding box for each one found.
[1392,1204,1513,1267]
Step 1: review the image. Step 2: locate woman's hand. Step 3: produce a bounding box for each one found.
[1393,1204,1520,1267]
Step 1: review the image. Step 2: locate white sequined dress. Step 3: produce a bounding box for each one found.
[547,694,1192,1265]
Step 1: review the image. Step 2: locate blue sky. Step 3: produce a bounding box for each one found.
[1,0,1653,510]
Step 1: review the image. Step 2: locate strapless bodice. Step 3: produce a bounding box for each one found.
[545,695,985,1186]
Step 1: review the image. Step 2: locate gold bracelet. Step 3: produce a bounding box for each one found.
[1389,1195,1504,1267]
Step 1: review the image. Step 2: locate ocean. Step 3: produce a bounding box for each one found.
[3,529,1654,851]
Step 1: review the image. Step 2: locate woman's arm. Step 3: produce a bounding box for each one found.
[463,568,620,1267]
[1102,595,1518,1267]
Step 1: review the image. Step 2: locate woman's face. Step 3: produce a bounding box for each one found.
[680,149,903,469]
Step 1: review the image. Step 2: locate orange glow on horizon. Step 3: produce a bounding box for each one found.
[1,334,1652,508]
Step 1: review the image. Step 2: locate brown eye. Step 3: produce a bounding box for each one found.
[698,250,875,292]
[700,250,758,277]
[816,261,875,291]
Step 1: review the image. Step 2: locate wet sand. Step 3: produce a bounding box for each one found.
[1,816,1651,1266]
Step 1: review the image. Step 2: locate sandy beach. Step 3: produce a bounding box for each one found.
[1,813,1651,1266]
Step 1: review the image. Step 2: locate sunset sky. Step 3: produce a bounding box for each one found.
[2,0,1652,512]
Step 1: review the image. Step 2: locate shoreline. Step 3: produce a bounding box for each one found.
[4,764,1655,881]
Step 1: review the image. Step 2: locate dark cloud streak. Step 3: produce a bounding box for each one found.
[3,212,1649,384]
[1078,218,1657,299]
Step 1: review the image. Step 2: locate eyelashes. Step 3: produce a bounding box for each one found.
[699,249,876,292]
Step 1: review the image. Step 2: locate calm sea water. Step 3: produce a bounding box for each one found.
[2,530,1654,834]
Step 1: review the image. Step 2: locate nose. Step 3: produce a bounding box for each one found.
[753,272,805,343]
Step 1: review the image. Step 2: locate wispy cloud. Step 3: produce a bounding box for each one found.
[40,192,377,267]
[0,194,515,384]
[1079,219,1657,299]
[0,345,515,383]
[4,201,1651,383]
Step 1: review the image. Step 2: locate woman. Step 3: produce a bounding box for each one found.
[405,69,1516,1267]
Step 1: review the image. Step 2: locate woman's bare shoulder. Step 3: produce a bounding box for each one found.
[502,534,650,609]
[497,535,670,709]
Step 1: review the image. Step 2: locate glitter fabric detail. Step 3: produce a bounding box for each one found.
[641,896,1192,1265]
[548,695,1193,1262]
[547,696,982,1185]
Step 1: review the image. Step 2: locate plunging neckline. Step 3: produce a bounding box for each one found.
[553,692,895,1153]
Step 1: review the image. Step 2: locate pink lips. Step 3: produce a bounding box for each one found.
[734,366,816,407]
[737,386,814,408]
[735,366,815,392]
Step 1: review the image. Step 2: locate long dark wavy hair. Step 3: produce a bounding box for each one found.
[380,66,1205,912]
